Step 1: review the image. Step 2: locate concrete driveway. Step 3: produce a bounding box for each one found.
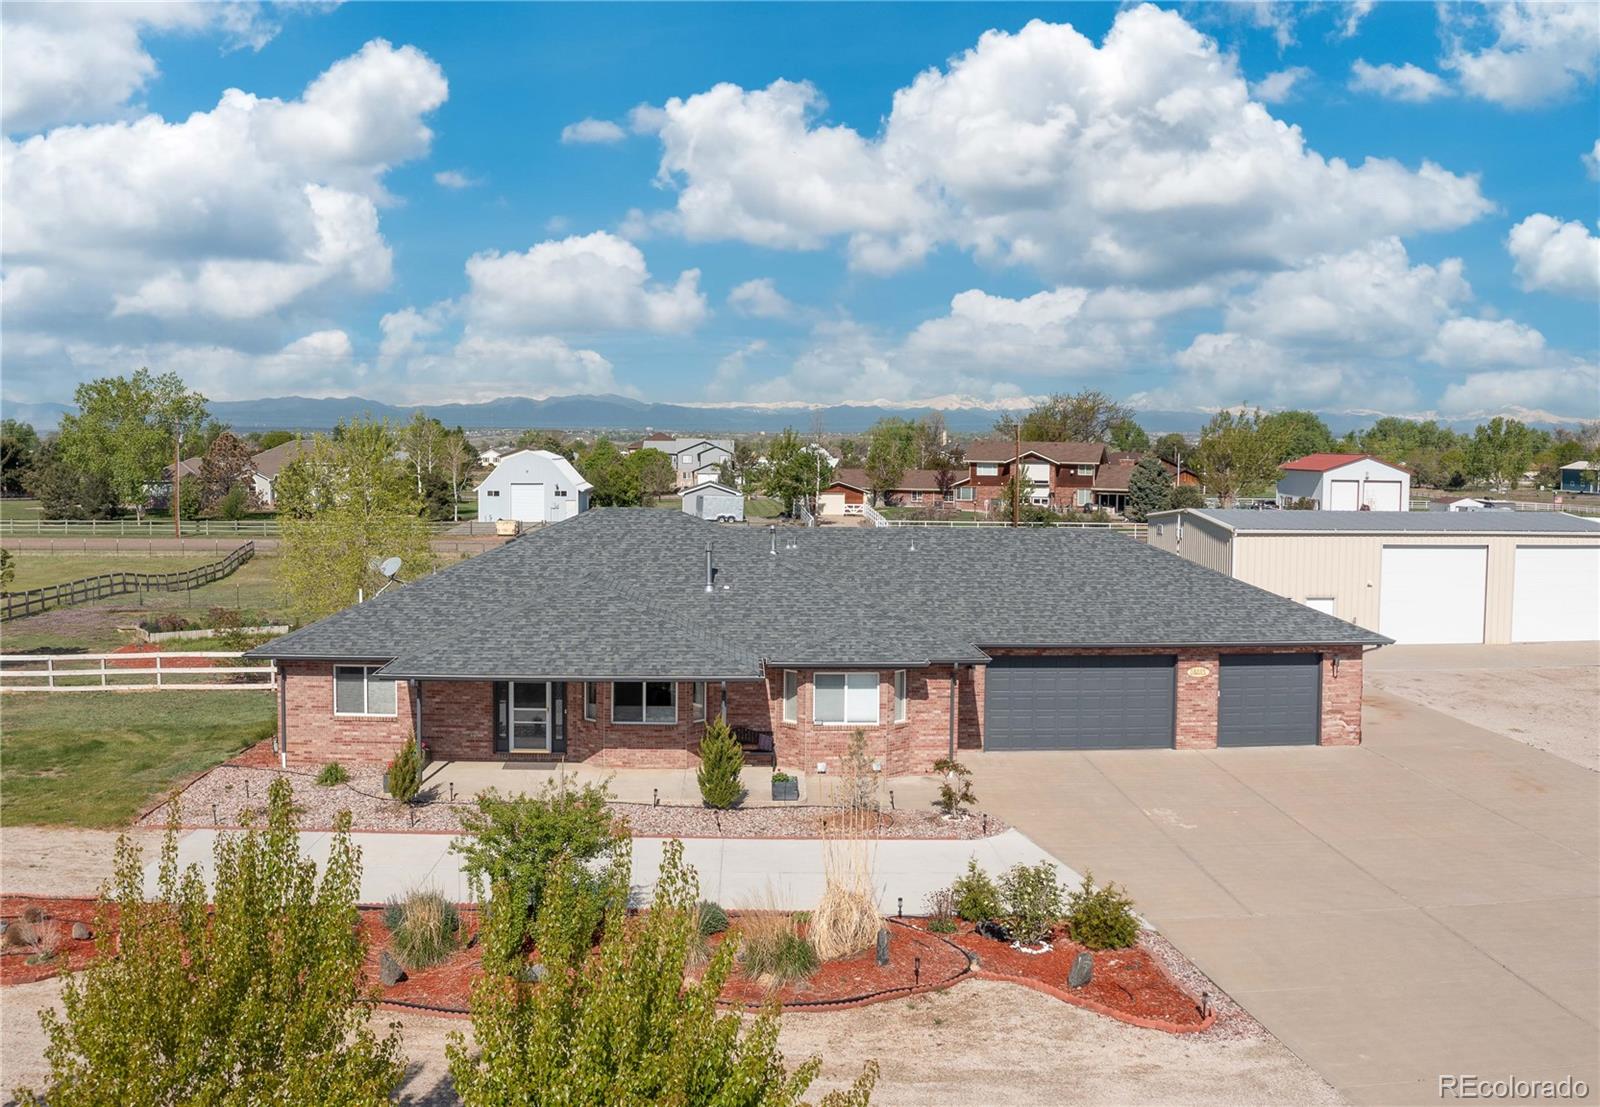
[967,687,1599,1105]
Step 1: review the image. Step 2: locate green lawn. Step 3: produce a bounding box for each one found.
[0,691,277,827]
[0,498,43,521]
[3,552,216,592]
[744,497,784,519]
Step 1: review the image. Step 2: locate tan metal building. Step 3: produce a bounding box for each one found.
[1148,509,1600,645]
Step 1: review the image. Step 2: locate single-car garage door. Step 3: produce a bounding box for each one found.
[1218,654,1321,746]
[1512,546,1600,642]
[985,655,1175,750]
[1379,545,1487,644]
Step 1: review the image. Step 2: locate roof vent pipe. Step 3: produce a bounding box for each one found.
[705,542,714,593]
[769,524,777,556]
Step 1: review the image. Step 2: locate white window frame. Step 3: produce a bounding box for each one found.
[332,665,397,718]
[893,669,908,724]
[955,486,975,502]
[583,681,597,722]
[692,681,706,722]
[782,670,798,724]
[974,462,999,477]
[611,680,677,725]
[813,671,880,727]
[1074,464,1096,476]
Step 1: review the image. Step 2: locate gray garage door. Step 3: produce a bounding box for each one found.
[985,655,1175,750]
[1218,654,1321,747]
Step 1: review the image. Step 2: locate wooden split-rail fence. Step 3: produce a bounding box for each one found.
[0,542,255,621]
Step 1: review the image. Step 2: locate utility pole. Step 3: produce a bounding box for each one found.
[1012,422,1021,528]
[173,428,183,539]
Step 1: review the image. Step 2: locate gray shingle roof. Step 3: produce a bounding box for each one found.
[250,509,1387,679]
[1172,509,1600,534]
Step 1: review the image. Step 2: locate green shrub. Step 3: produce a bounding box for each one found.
[386,889,461,970]
[1065,871,1141,950]
[999,862,1064,947]
[950,859,1001,923]
[925,886,958,933]
[385,737,422,804]
[695,718,744,809]
[736,914,818,984]
[207,606,242,632]
[315,762,349,787]
[931,758,976,817]
[216,486,249,521]
[451,780,624,970]
[771,771,794,783]
[929,917,957,934]
[697,901,729,937]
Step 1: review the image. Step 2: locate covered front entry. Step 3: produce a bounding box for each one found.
[984,655,1176,750]
[493,680,566,754]
[1217,654,1320,746]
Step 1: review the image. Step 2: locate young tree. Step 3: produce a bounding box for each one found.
[399,411,446,498]
[1466,417,1545,489]
[1259,410,1336,462]
[446,839,877,1107]
[1189,410,1282,505]
[277,419,437,620]
[760,428,827,514]
[997,390,1135,443]
[627,447,677,505]
[1108,418,1150,452]
[729,439,762,489]
[439,432,474,523]
[197,430,260,515]
[864,433,909,504]
[16,781,403,1106]
[1150,432,1189,467]
[55,368,209,520]
[1124,457,1174,522]
[1,419,40,496]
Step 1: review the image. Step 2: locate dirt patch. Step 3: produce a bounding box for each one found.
[138,761,1008,840]
[0,827,153,897]
[1369,668,1599,770]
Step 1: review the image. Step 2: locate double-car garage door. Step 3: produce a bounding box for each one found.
[984,653,1321,750]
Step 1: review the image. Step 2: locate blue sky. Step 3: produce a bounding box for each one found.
[3,1,1597,421]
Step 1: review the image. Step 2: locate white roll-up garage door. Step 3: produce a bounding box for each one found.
[1512,546,1600,642]
[1364,480,1403,511]
[1379,546,1487,644]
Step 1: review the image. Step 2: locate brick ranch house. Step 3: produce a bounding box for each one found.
[249,510,1386,774]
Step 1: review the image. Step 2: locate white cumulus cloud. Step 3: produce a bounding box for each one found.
[727,278,796,319]
[1349,60,1451,102]
[1250,67,1311,104]
[462,231,706,334]
[1426,317,1548,370]
[434,169,480,189]
[1507,214,1600,299]
[560,117,626,144]
[634,5,1491,284]
[1443,2,1600,108]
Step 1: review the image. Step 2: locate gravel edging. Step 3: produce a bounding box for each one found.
[137,764,1009,840]
[1138,930,1268,1043]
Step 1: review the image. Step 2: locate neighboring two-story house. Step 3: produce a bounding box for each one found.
[625,436,735,491]
[961,439,1109,511]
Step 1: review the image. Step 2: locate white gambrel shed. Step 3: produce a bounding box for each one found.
[1276,454,1410,511]
[681,482,744,522]
[476,449,592,524]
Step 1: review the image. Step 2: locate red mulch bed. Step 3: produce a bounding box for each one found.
[0,897,111,985]
[0,897,1208,1032]
[707,919,970,1010]
[228,738,280,769]
[109,643,221,668]
[905,918,1210,1029]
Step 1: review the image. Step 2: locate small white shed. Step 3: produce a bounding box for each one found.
[476,449,591,525]
[682,482,744,522]
[1276,454,1410,511]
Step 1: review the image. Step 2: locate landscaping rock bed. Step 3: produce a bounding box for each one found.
[138,761,1008,840]
[0,897,108,986]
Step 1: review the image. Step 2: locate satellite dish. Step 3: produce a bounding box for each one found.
[377,557,403,579]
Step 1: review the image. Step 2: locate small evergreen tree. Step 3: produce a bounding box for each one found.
[1124,457,1173,522]
[15,781,403,1105]
[447,839,878,1106]
[385,735,423,803]
[697,718,745,809]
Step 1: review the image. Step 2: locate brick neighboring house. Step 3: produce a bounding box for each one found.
[959,439,1109,511]
[1090,453,1198,514]
[250,510,1386,774]
[818,468,967,517]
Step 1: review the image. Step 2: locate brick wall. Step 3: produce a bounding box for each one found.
[421,681,495,761]
[280,661,414,767]
[1320,646,1364,746]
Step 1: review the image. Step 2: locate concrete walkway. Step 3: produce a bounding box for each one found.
[965,686,1599,1105]
[145,827,1066,913]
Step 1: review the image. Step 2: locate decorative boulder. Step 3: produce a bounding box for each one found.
[379,951,407,986]
[1068,951,1094,989]
[71,922,91,941]
[875,927,890,967]
[976,919,1011,943]
[520,962,548,984]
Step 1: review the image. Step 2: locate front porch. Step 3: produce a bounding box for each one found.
[419,758,949,812]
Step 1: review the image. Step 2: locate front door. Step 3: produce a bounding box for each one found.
[510,681,551,751]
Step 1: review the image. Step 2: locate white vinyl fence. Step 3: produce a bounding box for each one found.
[0,651,275,693]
